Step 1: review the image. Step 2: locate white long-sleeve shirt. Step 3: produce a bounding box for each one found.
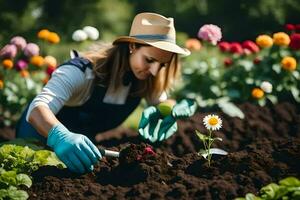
[26,64,167,121]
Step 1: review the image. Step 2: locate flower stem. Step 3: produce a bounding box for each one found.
[207,129,213,167]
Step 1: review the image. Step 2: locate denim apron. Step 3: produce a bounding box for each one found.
[16,57,141,143]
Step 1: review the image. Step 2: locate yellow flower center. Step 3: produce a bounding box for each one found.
[208,117,218,126]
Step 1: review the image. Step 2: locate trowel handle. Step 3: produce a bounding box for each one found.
[98,147,120,158]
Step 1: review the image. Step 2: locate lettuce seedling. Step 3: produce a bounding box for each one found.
[235,177,300,200]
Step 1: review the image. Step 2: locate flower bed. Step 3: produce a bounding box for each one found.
[20,102,300,200]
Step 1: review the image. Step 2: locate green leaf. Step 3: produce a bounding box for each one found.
[0,170,17,186]
[213,137,223,141]
[258,98,266,107]
[272,63,281,74]
[245,193,262,200]
[292,190,300,199]
[199,148,228,159]
[290,86,300,102]
[34,150,65,168]
[7,186,29,200]
[279,177,300,187]
[16,174,32,188]
[266,95,278,105]
[260,183,280,199]
[195,130,207,141]
[217,99,244,119]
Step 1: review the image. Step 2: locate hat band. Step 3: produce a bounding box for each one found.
[131,34,175,43]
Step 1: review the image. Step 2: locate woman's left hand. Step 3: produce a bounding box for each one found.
[138,99,197,143]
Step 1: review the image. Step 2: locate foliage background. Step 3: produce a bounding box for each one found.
[1,0,300,46]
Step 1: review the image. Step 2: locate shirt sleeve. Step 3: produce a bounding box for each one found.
[25,64,85,121]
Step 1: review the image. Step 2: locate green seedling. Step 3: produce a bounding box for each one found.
[157,99,176,117]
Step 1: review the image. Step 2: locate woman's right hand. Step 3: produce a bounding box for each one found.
[47,124,102,174]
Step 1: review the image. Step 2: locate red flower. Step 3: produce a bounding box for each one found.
[229,42,244,54]
[253,57,262,65]
[295,24,300,31]
[224,58,233,67]
[289,33,300,50]
[143,147,156,156]
[242,40,260,53]
[285,24,295,31]
[46,65,56,76]
[218,41,230,52]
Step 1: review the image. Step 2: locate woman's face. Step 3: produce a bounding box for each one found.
[129,44,173,80]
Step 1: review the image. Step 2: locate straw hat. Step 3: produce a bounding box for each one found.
[113,12,190,56]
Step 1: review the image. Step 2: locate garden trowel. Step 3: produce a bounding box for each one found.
[98,147,120,158]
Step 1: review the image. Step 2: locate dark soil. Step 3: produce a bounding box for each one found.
[1,102,300,200]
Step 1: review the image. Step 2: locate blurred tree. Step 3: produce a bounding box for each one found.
[39,0,133,42]
[0,0,133,45]
[1,0,300,45]
[130,0,300,41]
[0,0,44,45]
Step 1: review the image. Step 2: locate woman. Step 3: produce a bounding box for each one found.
[16,12,197,173]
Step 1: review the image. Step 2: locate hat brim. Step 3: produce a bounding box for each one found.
[113,36,190,56]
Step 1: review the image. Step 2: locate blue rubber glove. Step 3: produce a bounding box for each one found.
[47,124,102,174]
[138,99,197,143]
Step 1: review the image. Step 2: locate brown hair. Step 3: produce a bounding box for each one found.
[82,42,181,103]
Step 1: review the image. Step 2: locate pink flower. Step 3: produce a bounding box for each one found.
[15,60,28,71]
[198,24,222,45]
[0,44,17,58]
[10,36,27,50]
[24,43,40,57]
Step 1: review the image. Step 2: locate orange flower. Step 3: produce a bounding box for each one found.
[273,32,290,46]
[281,56,297,71]
[0,80,4,89]
[37,29,50,40]
[252,88,264,99]
[30,55,44,67]
[47,32,60,44]
[20,70,30,78]
[185,38,202,51]
[44,55,57,67]
[2,59,14,69]
[256,35,273,48]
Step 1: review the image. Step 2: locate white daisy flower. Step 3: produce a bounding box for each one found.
[260,81,273,93]
[203,114,222,131]
[72,30,88,42]
[83,26,99,40]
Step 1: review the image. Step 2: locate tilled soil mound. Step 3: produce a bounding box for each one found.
[3,102,300,200]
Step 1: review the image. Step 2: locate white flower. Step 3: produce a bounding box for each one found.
[260,81,273,93]
[203,114,222,131]
[83,26,99,40]
[72,30,88,42]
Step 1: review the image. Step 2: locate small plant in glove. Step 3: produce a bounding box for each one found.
[195,114,228,167]
[157,99,176,117]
